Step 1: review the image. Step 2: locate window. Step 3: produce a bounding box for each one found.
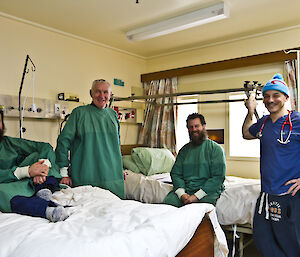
[229,94,267,158]
[176,98,198,153]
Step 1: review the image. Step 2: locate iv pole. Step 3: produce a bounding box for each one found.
[18,55,36,138]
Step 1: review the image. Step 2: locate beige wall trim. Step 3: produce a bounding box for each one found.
[141,49,298,82]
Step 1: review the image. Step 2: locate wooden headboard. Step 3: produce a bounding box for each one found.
[120,144,145,156]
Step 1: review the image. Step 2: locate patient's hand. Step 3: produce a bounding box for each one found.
[181,193,190,205]
[60,177,72,187]
[29,160,49,177]
[185,195,199,205]
[33,175,47,185]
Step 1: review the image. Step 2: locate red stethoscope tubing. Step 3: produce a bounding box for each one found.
[258,111,292,144]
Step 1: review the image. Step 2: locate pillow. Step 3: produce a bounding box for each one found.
[131,147,175,176]
[122,155,141,173]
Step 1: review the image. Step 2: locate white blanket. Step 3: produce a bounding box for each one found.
[0,186,228,257]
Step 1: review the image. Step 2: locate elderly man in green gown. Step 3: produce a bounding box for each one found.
[55,79,125,199]
[0,109,68,222]
[163,113,226,207]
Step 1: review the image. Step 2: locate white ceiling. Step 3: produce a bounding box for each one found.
[1,0,300,58]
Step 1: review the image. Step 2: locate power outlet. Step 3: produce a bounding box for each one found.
[54,103,61,115]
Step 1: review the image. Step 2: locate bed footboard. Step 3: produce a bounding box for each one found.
[176,215,214,257]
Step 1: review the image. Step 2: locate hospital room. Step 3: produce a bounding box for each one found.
[1,0,300,256]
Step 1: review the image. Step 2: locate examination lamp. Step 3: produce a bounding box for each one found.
[126,2,229,42]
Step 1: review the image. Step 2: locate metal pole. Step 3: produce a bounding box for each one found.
[19,55,29,138]
[18,55,36,138]
[112,88,252,102]
[155,98,262,106]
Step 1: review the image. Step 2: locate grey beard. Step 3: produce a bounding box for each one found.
[189,130,208,146]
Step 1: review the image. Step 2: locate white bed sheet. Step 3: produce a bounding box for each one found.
[0,185,228,257]
[216,176,260,226]
[124,170,260,226]
[125,170,173,203]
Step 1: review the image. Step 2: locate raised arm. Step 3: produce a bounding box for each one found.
[242,93,257,139]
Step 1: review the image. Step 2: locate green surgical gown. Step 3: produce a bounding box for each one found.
[55,104,125,199]
[163,139,226,207]
[0,136,61,212]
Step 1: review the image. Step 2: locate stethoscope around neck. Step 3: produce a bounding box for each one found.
[257,110,292,144]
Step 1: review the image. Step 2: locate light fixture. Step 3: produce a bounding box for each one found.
[126,2,229,42]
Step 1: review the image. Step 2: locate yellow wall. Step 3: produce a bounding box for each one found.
[2,14,300,179]
[0,15,145,147]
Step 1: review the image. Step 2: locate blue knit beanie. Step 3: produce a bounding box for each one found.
[262,73,289,96]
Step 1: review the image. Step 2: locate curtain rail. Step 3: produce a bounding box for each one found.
[111,87,253,102]
[155,98,262,106]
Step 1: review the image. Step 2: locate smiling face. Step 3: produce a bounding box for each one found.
[187,118,207,145]
[263,90,289,115]
[90,81,112,109]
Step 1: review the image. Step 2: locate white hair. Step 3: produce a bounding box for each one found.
[91,79,111,93]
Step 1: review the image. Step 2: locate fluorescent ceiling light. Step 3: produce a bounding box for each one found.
[126,2,229,42]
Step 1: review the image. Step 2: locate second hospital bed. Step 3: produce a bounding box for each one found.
[122,144,261,256]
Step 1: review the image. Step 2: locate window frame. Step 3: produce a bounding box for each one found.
[225,92,262,161]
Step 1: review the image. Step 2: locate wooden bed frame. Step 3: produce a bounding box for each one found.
[177,215,214,257]
[121,144,215,257]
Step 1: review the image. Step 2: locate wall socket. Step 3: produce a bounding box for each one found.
[54,103,61,115]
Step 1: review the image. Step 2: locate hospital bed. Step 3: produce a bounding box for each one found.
[0,185,228,257]
[122,144,261,257]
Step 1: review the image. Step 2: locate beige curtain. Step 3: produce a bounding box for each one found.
[284,60,298,110]
[138,77,177,154]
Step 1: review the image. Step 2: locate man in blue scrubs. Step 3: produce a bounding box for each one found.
[243,74,300,257]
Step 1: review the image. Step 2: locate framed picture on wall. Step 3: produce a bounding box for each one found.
[207,129,224,144]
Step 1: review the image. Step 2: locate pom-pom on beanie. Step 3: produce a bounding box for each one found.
[262,73,289,96]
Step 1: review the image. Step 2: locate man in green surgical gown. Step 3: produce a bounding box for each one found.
[163,113,225,207]
[55,79,125,199]
[0,109,69,222]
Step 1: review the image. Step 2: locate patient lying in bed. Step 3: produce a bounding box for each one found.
[0,110,69,222]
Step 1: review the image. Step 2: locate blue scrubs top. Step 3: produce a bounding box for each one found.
[249,111,300,194]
